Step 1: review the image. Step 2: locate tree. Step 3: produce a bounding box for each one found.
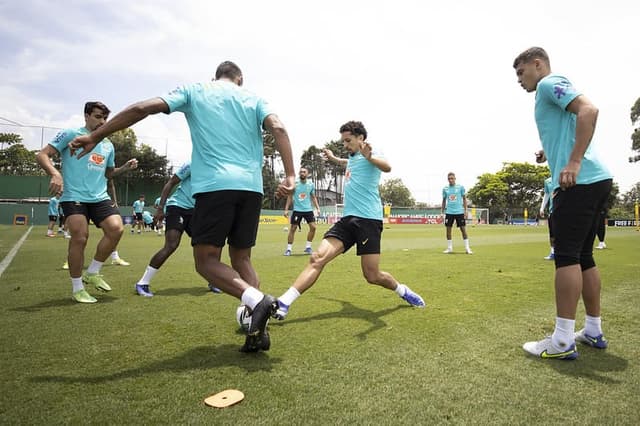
[261,130,282,209]
[630,97,640,163]
[0,132,22,149]
[109,129,169,181]
[379,178,415,207]
[0,143,43,176]
[468,162,550,222]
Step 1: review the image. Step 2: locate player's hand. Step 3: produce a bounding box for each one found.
[155,209,165,224]
[276,175,295,199]
[49,173,63,195]
[535,150,546,163]
[559,160,581,190]
[283,210,289,218]
[69,134,97,158]
[539,211,545,218]
[126,158,139,170]
[322,149,333,161]
[360,141,372,160]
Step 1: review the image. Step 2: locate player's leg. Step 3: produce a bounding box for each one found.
[304,214,316,254]
[458,215,472,254]
[47,216,56,236]
[63,204,95,303]
[444,215,453,253]
[284,213,299,255]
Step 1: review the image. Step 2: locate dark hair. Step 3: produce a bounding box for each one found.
[215,61,243,80]
[84,101,110,116]
[513,47,549,69]
[339,120,367,140]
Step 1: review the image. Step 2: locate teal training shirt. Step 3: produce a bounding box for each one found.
[535,74,612,188]
[161,81,274,196]
[166,162,195,210]
[49,127,114,203]
[48,197,59,216]
[442,184,465,215]
[292,180,315,212]
[543,177,554,213]
[342,151,383,220]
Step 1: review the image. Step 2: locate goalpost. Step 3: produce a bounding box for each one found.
[468,207,490,225]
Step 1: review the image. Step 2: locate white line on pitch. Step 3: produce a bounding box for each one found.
[0,226,33,280]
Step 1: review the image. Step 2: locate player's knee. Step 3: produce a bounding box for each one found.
[580,255,596,271]
[362,269,380,284]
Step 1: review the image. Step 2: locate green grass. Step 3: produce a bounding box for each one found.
[1,224,639,424]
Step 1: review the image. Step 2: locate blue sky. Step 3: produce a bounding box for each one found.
[1,0,638,204]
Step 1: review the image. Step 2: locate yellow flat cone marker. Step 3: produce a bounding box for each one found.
[204,389,244,408]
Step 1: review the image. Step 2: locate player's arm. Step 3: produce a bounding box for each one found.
[106,158,138,179]
[263,114,295,199]
[312,194,321,213]
[70,98,170,157]
[283,194,292,217]
[323,149,348,166]
[36,144,63,195]
[539,192,549,218]
[108,178,118,207]
[560,95,599,189]
[463,195,468,217]
[156,174,181,222]
[360,141,391,172]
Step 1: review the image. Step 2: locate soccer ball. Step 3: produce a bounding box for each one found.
[236,305,251,332]
[283,227,288,232]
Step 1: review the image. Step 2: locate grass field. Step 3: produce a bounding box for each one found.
[1,223,639,425]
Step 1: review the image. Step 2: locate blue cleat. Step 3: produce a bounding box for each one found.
[272,300,290,320]
[135,284,154,297]
[575,329,608,349]
[284,249,292,256]
[401,285,425,308]
[303,247,312,255]
[208,283,222,294]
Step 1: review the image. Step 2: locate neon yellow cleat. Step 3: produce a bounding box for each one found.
[72,289,97,303]
[111,257,130,266]
[82,273,112,292]
[62,261,69,270]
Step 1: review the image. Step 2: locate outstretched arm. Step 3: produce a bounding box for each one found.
[264,114,295,199]
[322,148,348,166]
[36,145,63,194]
[360,141,391,172]
[156,174,181,223]
[70,98,170,157]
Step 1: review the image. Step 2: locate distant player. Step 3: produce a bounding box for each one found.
[540,176,555,260]
[47,192,61,237]
[283,166,321,256]
[441,172,472,254]
[595,206,608,250]
[153,196,163,235]
[274,121,425,321]
[132,194,145,234]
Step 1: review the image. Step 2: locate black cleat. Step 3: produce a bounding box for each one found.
[240,330,271,353]
[239,295,276,352]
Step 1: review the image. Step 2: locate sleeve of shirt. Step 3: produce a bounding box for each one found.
[161,85,190,113]
[175,162,190,181]
[257,97,275,129]
[49,129,73,154]
[539,75,580,111]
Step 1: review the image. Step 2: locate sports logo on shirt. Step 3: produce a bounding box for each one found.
[553,80,572,99]
[90,153,105,166]
[448,194,458,202]
[298,193,307,200]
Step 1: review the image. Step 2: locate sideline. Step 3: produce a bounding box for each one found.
[0,225,33,280]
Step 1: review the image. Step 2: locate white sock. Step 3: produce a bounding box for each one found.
[394,283,407,297]
[287,244,293,251]
[279,287,301,306]
[138,265,159,285]
[241,286,264,311]
[464,239,470,249]
[584,315,603,336]
[305,241,312,248]
[550,247,555,254]
[552,317,576,350]
[71,277,84,293]
[447,240,452,249]
[111,251,119,260]
[87,259,103,275]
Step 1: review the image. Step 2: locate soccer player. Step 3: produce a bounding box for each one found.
[539,176,555,260]
[441,172,472,254]
[514,47,612,359]
[57,201,70,238]
[273,121,425,321]
[153,195,163,235]
[134,162,220,297]
[595,206,608,250]
[47,192,61,237]
[36,101,138,303]
[132,194,145,234]
[68,61,295,352]
[283,166,321,256]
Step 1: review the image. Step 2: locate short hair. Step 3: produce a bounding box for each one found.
[339,120,367,140]
[84,101,110,116]
[215,61,243,80]
[447,172,456,178]
[513,47,549,69]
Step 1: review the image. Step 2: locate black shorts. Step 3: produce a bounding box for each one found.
[165,206,194,237]
[48,215,58,222]
[324,215,382,256]
[134,212,143,221]
[290,210,316,226]
[60,200,120,228]
[552,179,612,268]
[191,190,262,248]
[444,214,466,228]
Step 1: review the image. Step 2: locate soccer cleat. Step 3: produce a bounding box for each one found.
[522,336,578,360]
[64,232,71,239]
[62,261,69,270]
[574,329,608,349]
[401,285,426,308]
[443,248,453,254]
[47,233,56,238]
[111,257,130,266]
[303,247,312,255]
[284,249,292,256]
[135,284,154,297]
[208,283,222,294]
[82,273,112,292]
[465,248,473,255]
[272,300,290,320]
[240,295,277,352]
[72,289,97,304]
[595,242,606,250]
[544,253,555,260]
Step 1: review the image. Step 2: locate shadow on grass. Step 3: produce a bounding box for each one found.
[31,344,281,384]
[153,286,212,297]
[271,296,407,340]
[543,348,629,383]
[12,295,118,312]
